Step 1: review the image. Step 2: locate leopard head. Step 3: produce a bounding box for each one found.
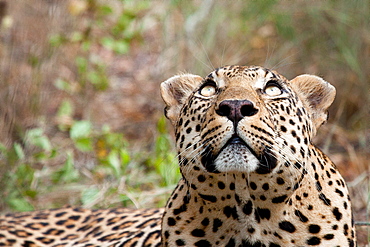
[161,66,335,177]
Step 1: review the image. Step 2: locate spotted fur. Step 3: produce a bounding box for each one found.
[0,65,356,247]
[0,206,163,246]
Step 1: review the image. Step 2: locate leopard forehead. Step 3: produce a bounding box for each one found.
[206,65,286,88]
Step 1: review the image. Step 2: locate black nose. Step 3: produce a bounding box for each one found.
[216,100,258,124]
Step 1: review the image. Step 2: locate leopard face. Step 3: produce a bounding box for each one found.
[161,65,356,247]
[163,66,332,187]
[175,66,316,175]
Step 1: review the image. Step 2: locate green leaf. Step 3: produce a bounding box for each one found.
[114,41,129,54]
[57,100,74,117]
[100,37,130,55]
[67,120,93,152]
[70,121,92,140]
[24,190,37,199]
[120,149,130,167]
[13,143,25,160]
[81,187,100,206]
[87,71,101,85]
[25,128,52,152]
[54,79,72,93]
[71,31,84,42]
[100,37,115,50]
[98,5,113,16]
[15,164,34,185]
[7,197,34,212]
[52,152,79,183]
[74,138,93,152]
[0,143,7,156]
[49,34,66,47]
[75,56,87,74]
[157,116,167,134]
[81,40,91,51]
[108,150,121,177]
[118,193,135,207]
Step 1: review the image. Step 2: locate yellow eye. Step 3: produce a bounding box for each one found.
[264,84,282,96]
[200,85,217,97]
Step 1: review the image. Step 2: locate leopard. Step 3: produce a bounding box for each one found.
[0,65,356,247]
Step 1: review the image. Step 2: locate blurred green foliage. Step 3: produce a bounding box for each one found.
[0,0,178,212]
[0,117,178,211]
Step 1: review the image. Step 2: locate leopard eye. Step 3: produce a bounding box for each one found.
[264,81,282,96]
[199,84,217,97]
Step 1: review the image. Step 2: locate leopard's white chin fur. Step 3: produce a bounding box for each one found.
[214,144,259,172]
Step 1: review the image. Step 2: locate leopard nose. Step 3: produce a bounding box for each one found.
[216,100,258,123]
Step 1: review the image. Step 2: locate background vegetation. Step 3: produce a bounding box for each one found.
[0,0,368,244]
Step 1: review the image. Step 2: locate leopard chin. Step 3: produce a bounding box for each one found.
[214,136,260,173]
[214,142,260,173]
[203,135,278,174]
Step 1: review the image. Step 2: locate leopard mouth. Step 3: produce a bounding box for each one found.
[201,134,277,174]
[220,134,254,154]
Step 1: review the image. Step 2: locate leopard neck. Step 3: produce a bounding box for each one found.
[179,153,309,210]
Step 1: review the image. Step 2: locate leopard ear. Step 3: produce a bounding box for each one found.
[289,74,336,135]
[160,74,203,125]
